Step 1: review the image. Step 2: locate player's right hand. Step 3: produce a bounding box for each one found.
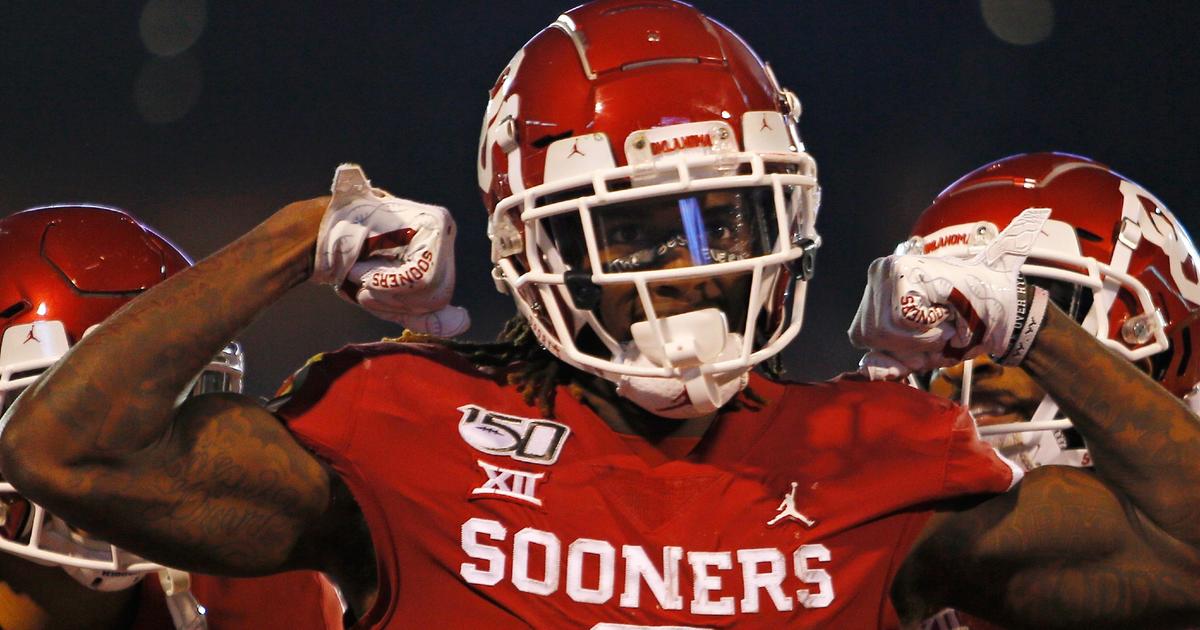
[312,163,470,336]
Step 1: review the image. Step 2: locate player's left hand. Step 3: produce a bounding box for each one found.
[311,164,470,336]
[848,207,1051,380]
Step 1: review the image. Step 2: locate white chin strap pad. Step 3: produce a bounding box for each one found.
[630,309,728,367]
[619,309,749,418]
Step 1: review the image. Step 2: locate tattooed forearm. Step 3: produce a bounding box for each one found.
[0,199,333,575]
[1022,304,1200,546]
[907,466,1200,628]
[8,201,325,451]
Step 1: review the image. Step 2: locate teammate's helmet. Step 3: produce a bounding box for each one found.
[0,205,245,591]
[903,153,1200,458]
[478,0,820,417]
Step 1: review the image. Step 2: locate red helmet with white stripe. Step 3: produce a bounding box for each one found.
[478,0,820,416]
[906,153,1200,465]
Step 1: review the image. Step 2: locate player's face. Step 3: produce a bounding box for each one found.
[929,355,1046,426]
[0,484,30,541]
[590,190,759,340]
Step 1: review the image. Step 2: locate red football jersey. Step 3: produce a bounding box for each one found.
[276,343,1018,629]
[133,571,343,629]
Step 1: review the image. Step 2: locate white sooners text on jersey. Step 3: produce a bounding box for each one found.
[460,517,835,616]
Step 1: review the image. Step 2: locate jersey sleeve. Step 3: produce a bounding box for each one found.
[268,348,372,455]
[942,405,1023,495]
[853,377,1022,498]
[822,374,1021,499]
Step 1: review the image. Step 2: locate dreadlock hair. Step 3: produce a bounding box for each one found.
[392,315,569,416]
[395,314,781,418]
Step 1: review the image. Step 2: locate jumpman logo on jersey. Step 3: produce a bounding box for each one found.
[23,328,39,344]
[767,482,815,528]
[567,140,585,158]
[759,114,773,131]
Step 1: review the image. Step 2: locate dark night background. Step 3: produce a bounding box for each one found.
[0,1,1195,397]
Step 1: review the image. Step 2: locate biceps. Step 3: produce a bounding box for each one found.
[995,558,1199,628]
[70,393,331,575]
[914,466,1200,626]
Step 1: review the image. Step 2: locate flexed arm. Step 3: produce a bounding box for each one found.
[1023,305,1200,545]
[853,213,1200,626]
[896,306,1200,627]
[0,166,466,614]
[0,196,333,575]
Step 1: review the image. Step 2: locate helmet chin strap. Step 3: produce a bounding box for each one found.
[615,309,749,419]
[159,568,209,629]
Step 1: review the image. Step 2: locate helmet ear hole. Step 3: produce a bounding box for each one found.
[531,130,574,149]
[0,301,28,320]
[1177,325,1195,381]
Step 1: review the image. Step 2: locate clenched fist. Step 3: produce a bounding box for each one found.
[312,164,470,336]
[848,208,1051,380]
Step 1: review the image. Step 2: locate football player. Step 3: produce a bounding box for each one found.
[4,2,1200,629]
[909,152,1200,468]
[897,152,1200,629]
[0,205,343,629]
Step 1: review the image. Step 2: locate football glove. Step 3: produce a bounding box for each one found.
[848,207,1051,380]
[312,163,470,336]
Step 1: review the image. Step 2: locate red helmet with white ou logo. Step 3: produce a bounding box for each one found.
[904,153,1200,464]
[478,0,820,417]
[0,204,244,591]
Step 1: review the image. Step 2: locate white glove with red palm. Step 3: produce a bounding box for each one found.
[848,208,1051,380]
[312,164,470,336]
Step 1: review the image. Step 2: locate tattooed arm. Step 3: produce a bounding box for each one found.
[0,198,378,611]
[895,304,1200,628]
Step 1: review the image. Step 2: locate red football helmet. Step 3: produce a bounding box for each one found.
[0,204,244,592]
[905,153,1200,464]
[478,0,820,416]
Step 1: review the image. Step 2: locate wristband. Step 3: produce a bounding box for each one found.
[995,283,1049,366]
